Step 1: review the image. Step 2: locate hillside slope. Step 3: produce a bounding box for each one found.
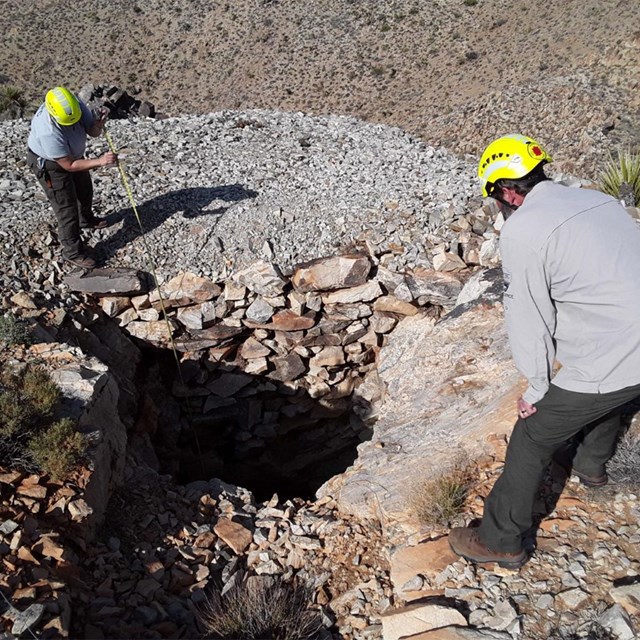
[1,0,639,176]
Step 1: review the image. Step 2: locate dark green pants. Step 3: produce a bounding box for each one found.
[478,382,640,553]
[27,149,94,259]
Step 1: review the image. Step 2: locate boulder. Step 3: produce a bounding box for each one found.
[268,353,306,382]
[214,518,253,554]
[321,281,383,305]
[317,301,523,539]
[159,272,221,305]
[233,260,287,297]
[405,268,462,309]
[292,254,371,292]
[433,251,467,272]
[49,354,127,539]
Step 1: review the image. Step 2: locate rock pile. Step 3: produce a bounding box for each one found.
[2,109,640,640]
[67,253,473,498]
[77,84,157,120]
[0,455,393,639]
[0,109,510,297]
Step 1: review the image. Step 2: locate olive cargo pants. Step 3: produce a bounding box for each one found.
[478,382,640,553]
[27,149,94,259]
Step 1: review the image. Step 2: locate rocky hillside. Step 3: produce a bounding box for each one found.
[1,1,640,637]
[1,103,640,638]
[2,0,640,177]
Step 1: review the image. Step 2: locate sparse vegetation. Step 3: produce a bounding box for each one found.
[29,418,87,481]
[608,426,640,487]
[599,150,640,206]
[0,314,32,347]
[411,455,475,525]
[0,364,86,479]
[200,576,322,640]
[0,84,27,117]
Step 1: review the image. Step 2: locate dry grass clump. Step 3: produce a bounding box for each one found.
[0,364,86,479]
[411,455,476,526]
[0,366,59,437]
[608,425,640,488]
[199,576,322,640]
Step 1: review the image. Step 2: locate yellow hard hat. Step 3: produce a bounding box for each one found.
[45,86,81,126]
[478,134,552,197]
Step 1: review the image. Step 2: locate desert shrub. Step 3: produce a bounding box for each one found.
[411,456,475,526]
[29,418,87,480]
[463,0,478,6]
[0,85,27,117]
[608,427,640,487]
[200,576,322,640]
[0,366,60,436]
[0,364,84,478]
[599,150,640,206]
[0,314,32,347]
[20,367,60,415]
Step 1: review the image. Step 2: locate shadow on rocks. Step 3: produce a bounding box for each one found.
[94,184,258,262]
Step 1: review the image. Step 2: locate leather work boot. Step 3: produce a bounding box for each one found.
[552,448,608,488]
[64,254,96,269]
[570,468,608,488]
[448,526,528,569]
[80,217,109,230]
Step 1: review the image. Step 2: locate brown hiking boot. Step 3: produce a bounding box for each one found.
[64,254,96,269]
[448,526,528,569]
[571,468,608,488]
[552,449,608,487]
[80,217,109,230]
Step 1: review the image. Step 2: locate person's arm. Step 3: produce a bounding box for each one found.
[55,152,117,172]
[500,235,557,405]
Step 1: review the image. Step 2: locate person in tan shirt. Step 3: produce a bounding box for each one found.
[448,134,640,569]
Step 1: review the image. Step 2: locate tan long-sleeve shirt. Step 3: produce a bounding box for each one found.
[499,180,640,404]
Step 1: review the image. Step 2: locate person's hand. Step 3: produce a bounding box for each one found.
[517,396,537,419]
[100,151,118,167]
[97,107,109,124]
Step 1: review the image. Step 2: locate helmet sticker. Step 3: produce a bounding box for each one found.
[528,144,544,159]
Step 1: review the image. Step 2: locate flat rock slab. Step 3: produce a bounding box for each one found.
[402,628,512,639]
[391,537,459,594]
[381,603,466,640]
[64,267,149,296]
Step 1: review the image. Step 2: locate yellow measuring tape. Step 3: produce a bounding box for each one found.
[104,127,205,472]
[104,128,182,368]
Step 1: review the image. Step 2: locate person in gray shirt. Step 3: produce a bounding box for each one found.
[27,86,118,269]
[448,134,640,569]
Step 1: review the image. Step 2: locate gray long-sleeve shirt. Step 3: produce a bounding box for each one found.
[499,180,640,404]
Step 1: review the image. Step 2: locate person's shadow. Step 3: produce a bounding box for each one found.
[93,184,258,262]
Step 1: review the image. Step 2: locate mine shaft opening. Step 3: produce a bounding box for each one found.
[139,342,376,503]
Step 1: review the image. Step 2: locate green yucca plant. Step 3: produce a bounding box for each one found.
[0,85,27,116]
[599,150,640,207]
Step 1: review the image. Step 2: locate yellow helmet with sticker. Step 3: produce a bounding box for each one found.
[478,134,552,197]
[45,86,81,126]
